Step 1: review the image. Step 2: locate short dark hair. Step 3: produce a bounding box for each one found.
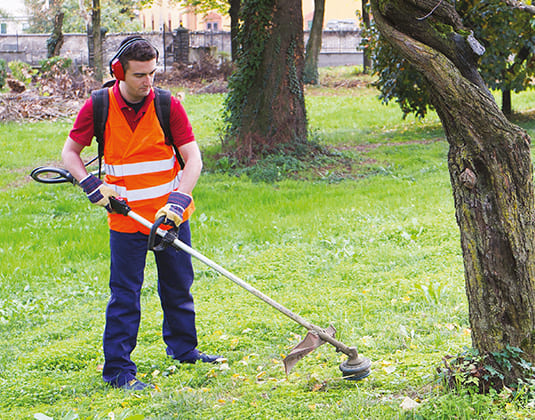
[118,36,158,72]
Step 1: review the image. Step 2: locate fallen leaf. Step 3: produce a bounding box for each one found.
[34,414,53,420]
[383,365,396,374]
[400,396,420,410]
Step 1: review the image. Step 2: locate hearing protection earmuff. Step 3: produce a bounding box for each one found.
[109,37,159,81]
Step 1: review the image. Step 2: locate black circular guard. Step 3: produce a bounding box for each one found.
[339,356,372,381]
[30,167,75,184]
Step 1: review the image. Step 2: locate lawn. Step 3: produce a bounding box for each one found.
[1,68,535,419]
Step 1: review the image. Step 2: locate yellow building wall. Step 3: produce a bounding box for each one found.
[140,0,361,32]
[302,0,361,29]
[139,0,231,32]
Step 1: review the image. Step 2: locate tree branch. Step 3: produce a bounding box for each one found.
[504,0,535,15]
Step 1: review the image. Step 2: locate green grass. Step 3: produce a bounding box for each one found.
[1,79,535,419]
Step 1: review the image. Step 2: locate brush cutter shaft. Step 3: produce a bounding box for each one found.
[126,209,357,357]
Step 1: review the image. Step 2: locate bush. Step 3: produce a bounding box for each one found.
[0,59,7,89]
[39,56,73,78]
[8,60,37,86]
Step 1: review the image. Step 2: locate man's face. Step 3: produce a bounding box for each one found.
[120,59,157,103]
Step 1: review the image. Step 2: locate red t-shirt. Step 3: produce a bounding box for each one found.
[69,81,195,148]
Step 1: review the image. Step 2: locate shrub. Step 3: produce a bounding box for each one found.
[0,59,7,89]
[8,60,37,86]
[39,56,73,78]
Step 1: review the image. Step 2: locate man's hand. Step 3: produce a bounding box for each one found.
[79,174,117,212]
[155,191,193,227]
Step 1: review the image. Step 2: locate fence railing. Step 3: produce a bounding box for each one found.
[0,30,363,67]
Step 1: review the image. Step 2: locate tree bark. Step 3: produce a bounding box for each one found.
[91,0,103,82]
[229,0,240,61]
[47,8,64,58]
[502,89,512,117]
[361,0,372,73]
[225,0,307,161]
[303,0,325,85]
[370,0,535,371]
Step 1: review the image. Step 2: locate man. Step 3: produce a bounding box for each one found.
[62,36,221,391]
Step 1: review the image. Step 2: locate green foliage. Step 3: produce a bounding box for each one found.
[438,345,535,397]
[365,28,434,119]
[368,0,535,118]
[8,60,38,85]
[39,56,73,77]
[0,59,7,89]
[23,0,142,33]
[215,142,320,183]
[178,0,229,15]
[459,0,535,94]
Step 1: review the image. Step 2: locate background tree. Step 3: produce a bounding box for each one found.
[369,0,535,119]
[459,0,535,117]
[46,0,65,58]
[24,0,142,33]
[24,0,53,32]
[303,0,325,85]
[360,0,371,73]
[228,0,240,61]
[223,0,307,162]
[369,0,535,385]
[89,0,103,81]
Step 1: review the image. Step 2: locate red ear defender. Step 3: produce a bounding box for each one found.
[109,37,159,80]
[110,57,125,81]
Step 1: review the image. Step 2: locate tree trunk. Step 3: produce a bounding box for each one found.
[370,0,535,375]
[502,89,512,118]
[91,0,103,82]
[229,0,240,61]
[303,0,325,85]
[361,0,371,73]
[224,0,307,161]
[47,9,64,58]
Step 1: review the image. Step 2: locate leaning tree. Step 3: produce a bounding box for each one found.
[369,0,535,383]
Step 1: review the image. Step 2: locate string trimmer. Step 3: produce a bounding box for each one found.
[31,164,372,380]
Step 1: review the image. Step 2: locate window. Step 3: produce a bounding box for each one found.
[0,23,6,34]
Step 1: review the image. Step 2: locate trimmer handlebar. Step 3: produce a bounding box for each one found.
[109,196,131,215]
[30,167,76,184]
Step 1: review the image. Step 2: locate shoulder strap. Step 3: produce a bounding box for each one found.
[154,87,185,169]
[91,88,110,179]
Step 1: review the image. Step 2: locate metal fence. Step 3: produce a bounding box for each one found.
[0,30,363,67]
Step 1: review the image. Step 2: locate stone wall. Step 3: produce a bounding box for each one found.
[0,30,363,68]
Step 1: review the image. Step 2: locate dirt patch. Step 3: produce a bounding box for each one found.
[353,138,444,151]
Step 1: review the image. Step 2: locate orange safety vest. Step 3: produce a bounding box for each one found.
[103,88,194,234]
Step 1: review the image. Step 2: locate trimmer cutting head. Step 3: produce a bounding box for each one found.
[339,355,372,381]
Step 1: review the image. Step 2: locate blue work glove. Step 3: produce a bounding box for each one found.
[155,191,192,227]
[79,174,117,212]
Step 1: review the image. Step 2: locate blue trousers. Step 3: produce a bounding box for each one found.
[103,222,198,386]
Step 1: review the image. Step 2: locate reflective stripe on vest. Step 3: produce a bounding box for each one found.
[112,175,181,202]
[103,88,185,233]
[104,156,177,178]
